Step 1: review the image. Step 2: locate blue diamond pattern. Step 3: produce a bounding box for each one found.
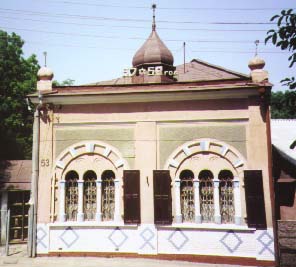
[59,227,79,248]
[257,231,274,255]
[37,227,47,248]
[108,227,128,249]
[140,227,155,249]
[168,228,189,251]
[220,230,243,253]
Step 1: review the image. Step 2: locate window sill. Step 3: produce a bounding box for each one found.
[49,221,139,229]
[157,223,256,232]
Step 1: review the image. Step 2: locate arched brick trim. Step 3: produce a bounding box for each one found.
[164,138,247,176]
[54,140,129,179]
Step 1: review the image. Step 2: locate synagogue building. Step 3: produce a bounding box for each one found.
[28,9,275,266]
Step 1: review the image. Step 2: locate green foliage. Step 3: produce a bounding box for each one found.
[0,30,40,159]
[265,9,296,89]
[271,91,296,119]
[53,78,75,87]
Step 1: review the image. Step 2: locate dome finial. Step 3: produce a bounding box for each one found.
[37,51,54,92]
[43,51,47,67]
[248,40,268,83]
[248,40,265,70]
[254,40,259,56]
[152,3,156,31]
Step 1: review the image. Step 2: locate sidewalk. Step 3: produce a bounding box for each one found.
[0,244,261,267]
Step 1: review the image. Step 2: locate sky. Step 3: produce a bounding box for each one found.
[0,0,295,90]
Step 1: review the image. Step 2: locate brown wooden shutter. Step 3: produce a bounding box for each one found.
[244,170,267,229]
[123,170,141,224]
[153,170,172,225]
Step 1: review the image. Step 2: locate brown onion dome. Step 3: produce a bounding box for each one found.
[132,29,174,68]
[248,55,265,70]
[37,66,54,80]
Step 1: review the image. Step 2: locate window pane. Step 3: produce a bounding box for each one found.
[180,170,195,222]
[199,170,214,223]
[65,171,79,221]
[83,170,97,221]
[219,170,235,224]
[101,170,115,221]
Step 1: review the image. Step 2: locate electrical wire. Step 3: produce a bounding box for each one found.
[0,15,271,32]
[0,8,277,25]
[33,0,291,11]
[0,25,265,43]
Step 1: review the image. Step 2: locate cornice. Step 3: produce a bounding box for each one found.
[28,84,267,105]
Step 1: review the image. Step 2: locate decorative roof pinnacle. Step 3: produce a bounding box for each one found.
[152,3,156,31]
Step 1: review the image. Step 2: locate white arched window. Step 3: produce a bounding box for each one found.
[65,170,79,221]
[83,170,97,221]
[198,170,214,223]
[218,170,235,223]
[56,141,128,223]
[180,170,195,222]
[101,170,115,221]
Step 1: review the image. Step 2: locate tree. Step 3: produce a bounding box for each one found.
[265,9,296,89]
[270,91,296,119]
[53,78,75,87]
[0,30,39,160]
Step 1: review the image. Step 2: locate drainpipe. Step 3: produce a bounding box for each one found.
[28,93,43,257]
[265,90,279,266]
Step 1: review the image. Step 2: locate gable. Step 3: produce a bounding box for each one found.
[176,59,249,82]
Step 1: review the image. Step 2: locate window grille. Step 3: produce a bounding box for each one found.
[101,170,115,221]
[83,170,97,221]
[199,170,214,222]
[180,170,195,222]
[219,170,235,223]
[65,171,79,221]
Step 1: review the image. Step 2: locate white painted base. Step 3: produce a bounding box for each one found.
[36,223,275,262]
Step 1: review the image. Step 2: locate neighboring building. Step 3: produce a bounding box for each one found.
[28,11,276,266]
[0,160,31,244]
[271,119,296,267]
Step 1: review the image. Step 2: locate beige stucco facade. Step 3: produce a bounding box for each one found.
[35,95,272,225]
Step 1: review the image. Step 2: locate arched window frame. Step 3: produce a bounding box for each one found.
[165,138,245,226]
[55,141,129,223]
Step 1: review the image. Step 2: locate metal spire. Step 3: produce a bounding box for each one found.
[43,51,47,67]
[254,40,259,56]
[152,3,156,31]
